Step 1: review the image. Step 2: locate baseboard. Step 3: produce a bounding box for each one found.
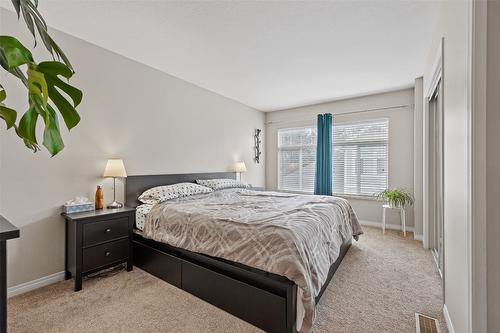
[8,271,65,298]
[443,304,455,333]
[414,234,423,241]
[359,219,415,232]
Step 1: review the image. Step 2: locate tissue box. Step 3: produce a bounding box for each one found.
[62,203,95,214]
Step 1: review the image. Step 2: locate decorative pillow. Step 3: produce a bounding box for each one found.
[196,178,249,191]
[138,182,213,204]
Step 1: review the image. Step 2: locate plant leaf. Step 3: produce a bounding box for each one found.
[0,84,17,129]
[14,125,39,152]
[48,36,73,71]
[30,9,52,55]
[37,61,72,79]
[0,84,5,102]
[27,65,49,107]
[0,50,28,84]
[0,106,17,129]
[10,0,21,18]
[37,61,82,129]
[17,104,38,144]
[42,104,64,156]
[21,5,37,47]
[15,0,74,71]
[46,87,80,129]
[0,36,34,69]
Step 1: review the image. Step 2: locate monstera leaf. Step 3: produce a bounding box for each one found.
[37,61,82,129]
[0,84,17,129]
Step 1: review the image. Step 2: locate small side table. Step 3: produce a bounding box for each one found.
[0,215,19,333]
[382,204,406,236]
[63,207,135,291]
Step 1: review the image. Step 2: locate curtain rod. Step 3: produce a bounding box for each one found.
[264,104,414,126]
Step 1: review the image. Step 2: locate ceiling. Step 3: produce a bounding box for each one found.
[0,1,439,111]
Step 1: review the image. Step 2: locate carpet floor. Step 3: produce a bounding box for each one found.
[8,227,446,332]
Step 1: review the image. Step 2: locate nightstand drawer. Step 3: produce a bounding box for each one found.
[83,217,128,247]
[83,239,129,272]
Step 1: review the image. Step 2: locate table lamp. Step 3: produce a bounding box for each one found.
[233,161,247,182]
[103,159,127,208]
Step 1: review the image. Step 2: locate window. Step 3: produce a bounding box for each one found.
[277,119,389,196]
[333,119,389,196]
[278,127,317,193]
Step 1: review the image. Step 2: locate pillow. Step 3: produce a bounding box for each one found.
[196,178,249,191]
[138,182,213,204]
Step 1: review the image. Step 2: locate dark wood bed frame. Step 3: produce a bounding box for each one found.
[125,172,351,333]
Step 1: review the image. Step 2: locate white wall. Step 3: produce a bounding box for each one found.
[422,1,470,332]
[486,1,500,331]
[265,89,415,230]
[0,9,265,287]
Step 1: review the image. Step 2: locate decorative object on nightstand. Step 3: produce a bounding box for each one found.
[103,159,127,209]
[376,188,414,236]
[254,129,262,163]
[62,197,95,214]
[63,207,135,291]
[233,161,247,182]
[95,186,104,210]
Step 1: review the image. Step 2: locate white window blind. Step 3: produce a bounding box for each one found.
[332,119,389,196]
[278,127,317,193]
[277,119,389,196]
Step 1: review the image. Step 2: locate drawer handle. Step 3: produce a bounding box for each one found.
[105,228,111,233]
[105,251,111,257]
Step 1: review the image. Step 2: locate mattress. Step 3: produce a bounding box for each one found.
[138,188,362,332]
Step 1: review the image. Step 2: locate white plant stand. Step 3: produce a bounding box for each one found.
[382,204,406,236]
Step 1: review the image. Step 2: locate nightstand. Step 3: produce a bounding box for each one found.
[63,207,135,291]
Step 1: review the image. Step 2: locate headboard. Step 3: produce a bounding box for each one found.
[125,172,236,208]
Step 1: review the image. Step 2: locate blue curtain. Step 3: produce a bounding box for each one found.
[314,113,333,195]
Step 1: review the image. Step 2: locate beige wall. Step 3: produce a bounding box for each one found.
[0,9,265,287]
[265,89,416,230]
[487,1,500,332]
[423,1,470,331]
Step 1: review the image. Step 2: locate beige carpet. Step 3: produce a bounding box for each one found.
[8,227,446,332]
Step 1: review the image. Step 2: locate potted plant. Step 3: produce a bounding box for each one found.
[376,188,414,208]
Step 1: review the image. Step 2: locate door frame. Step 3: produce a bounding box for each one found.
[423,38,444,251]
[423,41,445,308]
[468,0,487,332]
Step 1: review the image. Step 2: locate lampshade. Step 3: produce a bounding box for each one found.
[103,159,127,178]
[233,161,247,173]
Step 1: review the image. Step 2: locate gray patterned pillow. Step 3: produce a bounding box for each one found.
[138,182,213,204]
[196,178,249,191]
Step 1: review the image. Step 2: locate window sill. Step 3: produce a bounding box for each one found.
[333,194,379,202]
[276,189,380,202]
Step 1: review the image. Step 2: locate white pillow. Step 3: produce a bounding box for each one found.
[138,182,213,204]
[196,178,249,191]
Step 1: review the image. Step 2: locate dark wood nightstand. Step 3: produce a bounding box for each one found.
[63,207,135,291]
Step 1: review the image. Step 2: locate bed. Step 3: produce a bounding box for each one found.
[125,172,362,333]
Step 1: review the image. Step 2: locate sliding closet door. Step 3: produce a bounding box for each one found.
[429,80,444,275]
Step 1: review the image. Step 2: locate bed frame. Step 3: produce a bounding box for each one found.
[125,172,351,333]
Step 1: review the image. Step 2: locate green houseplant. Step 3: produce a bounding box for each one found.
[376,188,414,208]
[0,0,82,156]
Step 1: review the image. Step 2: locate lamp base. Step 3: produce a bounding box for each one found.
[107,201,123,209]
